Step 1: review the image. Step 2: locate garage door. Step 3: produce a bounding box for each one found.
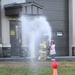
[26,0,69,56]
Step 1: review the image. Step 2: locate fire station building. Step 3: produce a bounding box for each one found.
[0,0,75,57]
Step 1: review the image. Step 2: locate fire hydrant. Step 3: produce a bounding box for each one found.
[52,61,58,75]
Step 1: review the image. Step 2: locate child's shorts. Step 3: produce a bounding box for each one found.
[51,54,55,60]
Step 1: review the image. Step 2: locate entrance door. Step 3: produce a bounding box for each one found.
[10,20,22,56]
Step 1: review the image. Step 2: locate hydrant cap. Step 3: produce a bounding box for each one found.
[52,61,58,69]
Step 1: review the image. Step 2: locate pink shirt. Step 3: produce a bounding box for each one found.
[50,44,56,55]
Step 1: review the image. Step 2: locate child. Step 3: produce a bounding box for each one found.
[50,40,56,61]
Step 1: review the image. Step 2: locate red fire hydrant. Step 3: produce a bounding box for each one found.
[52,61,58,75]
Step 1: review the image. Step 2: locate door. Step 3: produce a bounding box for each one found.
[27,0,69,56]
[10,20,22,56]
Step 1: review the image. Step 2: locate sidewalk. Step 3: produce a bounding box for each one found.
[0,56,75,61]
[56,56,75,61]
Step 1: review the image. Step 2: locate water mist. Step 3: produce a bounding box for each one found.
[20,15,52,58]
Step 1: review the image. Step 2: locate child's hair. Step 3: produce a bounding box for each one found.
[51,40,55,44]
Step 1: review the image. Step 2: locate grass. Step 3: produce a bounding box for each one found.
[0,61,75,75]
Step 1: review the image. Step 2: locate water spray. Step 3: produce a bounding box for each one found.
[20,15,52,59]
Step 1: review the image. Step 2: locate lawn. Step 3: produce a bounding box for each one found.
[0,61,75,75]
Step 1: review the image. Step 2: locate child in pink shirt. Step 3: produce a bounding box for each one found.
[50,40,56,61]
